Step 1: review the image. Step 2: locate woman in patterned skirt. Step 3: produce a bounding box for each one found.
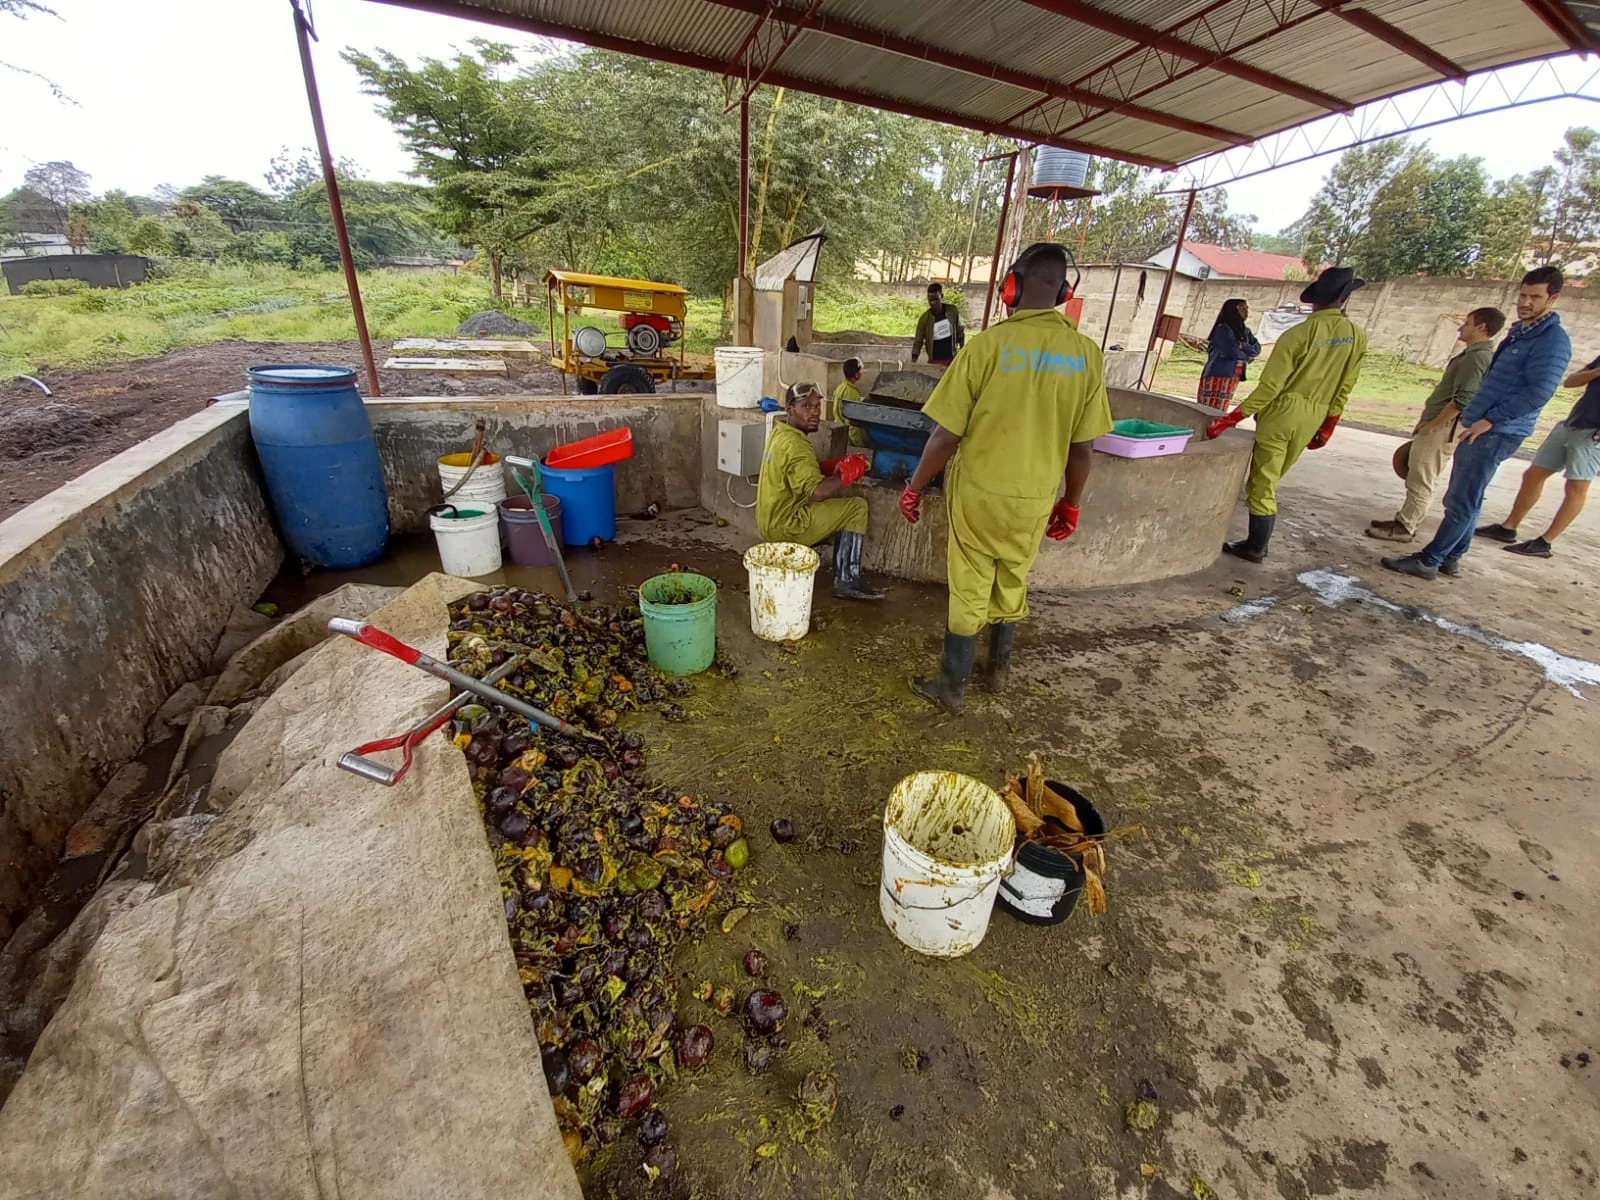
[1197,298,1260,411]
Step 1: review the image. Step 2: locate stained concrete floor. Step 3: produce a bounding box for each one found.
[266,426,1599,1199]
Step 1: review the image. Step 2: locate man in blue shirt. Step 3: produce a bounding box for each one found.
[1473,353,1600,558]
[1383,266,1571,580]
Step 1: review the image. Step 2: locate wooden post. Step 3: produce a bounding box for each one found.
[292,0,380,396]
[1141,188,1195,388]
[981,150,1018,330]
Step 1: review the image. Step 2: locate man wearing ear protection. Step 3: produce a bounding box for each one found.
[899,243,1112,711]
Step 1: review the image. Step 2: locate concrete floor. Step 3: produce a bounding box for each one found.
[566,425,1598,1200]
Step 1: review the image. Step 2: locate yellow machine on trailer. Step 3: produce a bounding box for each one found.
[544,269,716,395]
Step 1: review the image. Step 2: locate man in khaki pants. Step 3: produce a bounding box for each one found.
[1368,306,1505,543]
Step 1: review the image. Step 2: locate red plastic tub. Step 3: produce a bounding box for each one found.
[545,426,634,470]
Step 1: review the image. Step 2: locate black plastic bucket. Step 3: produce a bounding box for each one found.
[997,781,1104,925]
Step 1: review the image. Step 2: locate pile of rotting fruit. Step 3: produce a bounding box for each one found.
[444,586,746,1184]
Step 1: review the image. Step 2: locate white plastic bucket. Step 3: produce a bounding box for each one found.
[743,541,820,642]
[438,452,508,508]
[714,346,765,409]
[430,506,502,576]
[879,771,1016,957]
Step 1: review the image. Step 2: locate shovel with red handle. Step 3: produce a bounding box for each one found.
[328,618,606,744]
[337,655,521,786]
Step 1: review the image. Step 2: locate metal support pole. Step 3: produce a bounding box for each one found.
[1100,261,1123,352]
[1141,187,1195,388]
[292,0,380,397]
[738,94,751,277]
[981,150,1018,330]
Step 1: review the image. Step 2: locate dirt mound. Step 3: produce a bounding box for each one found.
[0,402,114,461]
[457,310,539,337]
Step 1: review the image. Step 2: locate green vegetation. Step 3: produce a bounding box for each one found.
[0,263,930,377]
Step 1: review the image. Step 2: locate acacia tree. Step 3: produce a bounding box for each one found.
[345,41,548,299]
[1528,126,1600,266]
[21,160,90,233]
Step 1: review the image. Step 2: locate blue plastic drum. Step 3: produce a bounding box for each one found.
[247,364,389,568]
[540,462,616,545]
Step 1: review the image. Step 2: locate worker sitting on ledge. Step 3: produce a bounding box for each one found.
[832,357,869,447]
[756,381,885,601]
[900,242,1112,711]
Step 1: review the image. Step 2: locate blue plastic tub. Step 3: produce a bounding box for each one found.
[540,462,616,545]
[247,364,389,568]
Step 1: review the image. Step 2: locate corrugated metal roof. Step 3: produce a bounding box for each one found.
[373,0,1581,168]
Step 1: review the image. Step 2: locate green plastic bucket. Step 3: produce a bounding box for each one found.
[638,572,718,675]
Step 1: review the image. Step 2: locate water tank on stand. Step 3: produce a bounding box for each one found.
[1029,148,1093,199]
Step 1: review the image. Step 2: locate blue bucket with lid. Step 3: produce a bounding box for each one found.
[540,462,616,545]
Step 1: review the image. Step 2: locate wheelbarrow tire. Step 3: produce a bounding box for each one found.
[598,364,655,395]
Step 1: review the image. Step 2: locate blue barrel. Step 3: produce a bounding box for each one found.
[540,462,616,545]
[247,365,389,568]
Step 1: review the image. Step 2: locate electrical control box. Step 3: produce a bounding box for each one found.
[718,419,768,476]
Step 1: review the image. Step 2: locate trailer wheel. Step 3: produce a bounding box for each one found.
[577,376,599,395]
[598,364,655,395]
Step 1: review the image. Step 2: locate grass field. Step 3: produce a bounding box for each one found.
[0,263,934,379]
[1151,343,1580,440]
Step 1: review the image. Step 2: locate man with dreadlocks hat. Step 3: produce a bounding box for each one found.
[1205,265,1367,562]
[899,242,1113,712]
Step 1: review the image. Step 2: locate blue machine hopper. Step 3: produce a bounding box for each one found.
[839,398,939,483]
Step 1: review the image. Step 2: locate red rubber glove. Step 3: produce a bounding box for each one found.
[837,453,869,487]
[819,455,845,475]
[1045,500,1080,541]
[899,485,922,525]
[1206,407,1249,440]
[1307,414,1340,450]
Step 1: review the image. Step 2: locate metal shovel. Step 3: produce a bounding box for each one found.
[328,618,606,744]
[504,454,579,604]
[337,655,520,785]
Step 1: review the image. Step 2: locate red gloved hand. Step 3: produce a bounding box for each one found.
[1045,500,1080,541]
[837,453,870,487]
[899,485,922,525]
[1206,407,1249,440]
[819,455,845,475]
[1307,414,1340,450]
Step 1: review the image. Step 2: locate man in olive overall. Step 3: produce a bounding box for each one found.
[755,382,883,601]
[900,243,1112,712]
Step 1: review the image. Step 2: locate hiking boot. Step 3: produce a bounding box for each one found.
[986,623,1017,694]
[1223,513,1274,563]
[1381,553,1438,580]
[1475,522,1518,543]
[831,531,885,601]
[911,630,976,713]
[1504,536,1554,559]
[1438,557,1462,577]
[1365,519,1414,543]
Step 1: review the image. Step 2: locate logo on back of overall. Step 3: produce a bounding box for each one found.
[999,345,1087,375]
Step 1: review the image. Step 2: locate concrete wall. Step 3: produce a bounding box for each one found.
[706,388,1250,592]
[0,408,282,939]
[369,396,704,533]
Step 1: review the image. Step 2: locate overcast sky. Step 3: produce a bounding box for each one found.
[4,0,1599,237]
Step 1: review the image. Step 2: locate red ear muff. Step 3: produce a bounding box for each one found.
[1000,270,1019,308]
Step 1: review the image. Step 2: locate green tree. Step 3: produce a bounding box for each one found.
[178,176,284,232]
[345,41,547,299]
[1188,187,1255,249]
[70,190,140,253]
[126,214,175,256]
[21,160,90,232]
[1358,152,1487,279]
[1478,176,1539,278]
[1299,139,1411,268]
[1078,161,1171,262]
[1529,126,1600,266]
[168,201,234,260]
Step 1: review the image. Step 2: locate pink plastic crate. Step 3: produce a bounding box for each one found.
[1093,428,1193,459]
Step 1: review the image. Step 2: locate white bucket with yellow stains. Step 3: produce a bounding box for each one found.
[879,771,1016,957]
[743,541,820,642]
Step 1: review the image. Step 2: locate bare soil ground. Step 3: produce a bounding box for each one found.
[0,339,566,520]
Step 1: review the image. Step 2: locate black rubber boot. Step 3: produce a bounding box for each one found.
[986,622,1017,693]
[911,630,977,713]
[832,531,885,601]
[1223,513,1275,563]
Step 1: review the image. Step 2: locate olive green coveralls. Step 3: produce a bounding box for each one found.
[756,420,868,545]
